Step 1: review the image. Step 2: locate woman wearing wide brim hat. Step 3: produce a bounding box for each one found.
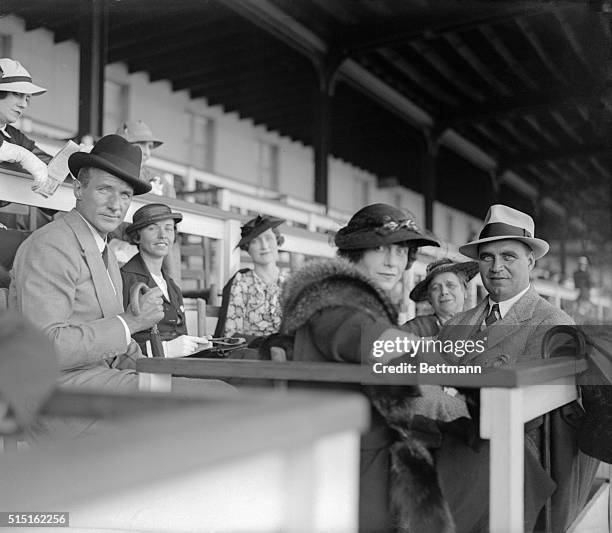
[0,58,52,225]
[120,203,211,358]
[404,258,479,337]
[215,214,287,338]
[264,204,472,532]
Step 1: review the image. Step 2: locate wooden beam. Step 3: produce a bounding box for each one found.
[376,48,460,107]
[408,38,486,102]
[504,144,611,169]
[549,110,583,144]
[514,16,567,85]
[341,5,548,56]
[553,9,591,72]
[447,88,597,126]
[480,25,539,92]
[522,115,560,147]
[78,0,107,138]
[443,32,513,97]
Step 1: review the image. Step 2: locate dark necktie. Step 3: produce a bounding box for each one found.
[101,245,109,270]
[485,303,501,327]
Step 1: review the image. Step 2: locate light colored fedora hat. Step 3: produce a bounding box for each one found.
[459,204,549,260]
[0,58,46,96]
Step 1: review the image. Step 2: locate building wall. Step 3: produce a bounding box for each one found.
[4,14,484,245]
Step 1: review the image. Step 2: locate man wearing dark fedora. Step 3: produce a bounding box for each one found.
[9,134,165,391]
[11,134,234,396]
[433,204,597,533]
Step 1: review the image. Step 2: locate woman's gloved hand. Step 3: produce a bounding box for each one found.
[163,335,212,358]
[0,141,48,185]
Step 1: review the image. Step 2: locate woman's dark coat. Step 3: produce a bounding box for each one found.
[120,253,187,354]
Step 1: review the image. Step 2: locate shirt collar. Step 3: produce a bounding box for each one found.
[0,126,11,139]
[489,284,530,318]
[75,211,107,253]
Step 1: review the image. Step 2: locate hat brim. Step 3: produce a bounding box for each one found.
[125,212,183,236]
[69,151,151,195]
[0,81,46,96]
[335,228,439,250]
[409,261,480,302]
[459,236,549,260]
[236,218,284,249]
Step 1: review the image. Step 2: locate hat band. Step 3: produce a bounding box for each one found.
[0,76,33,84]
[479,222,532,240]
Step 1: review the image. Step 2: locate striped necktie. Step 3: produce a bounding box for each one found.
[485,303,501,327]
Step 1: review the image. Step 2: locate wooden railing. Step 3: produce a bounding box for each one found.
[136,355,590,533]
[0,388,369,532]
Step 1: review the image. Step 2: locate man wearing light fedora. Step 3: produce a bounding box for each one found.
[433,204,597,533]
[9,135,230,394]
[439,203,572,367]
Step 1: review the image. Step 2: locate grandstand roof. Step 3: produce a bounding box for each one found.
[3,0,612,246]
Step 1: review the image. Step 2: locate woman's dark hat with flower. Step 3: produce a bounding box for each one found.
[236,214,285,249]
[410,258,479,302]
[125,203,183,240]
[334,203,439,250]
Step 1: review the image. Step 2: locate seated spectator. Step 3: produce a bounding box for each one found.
[116,120,175,197]
[0,58,53,229]
[276,203,458,532]
[9,134,231,394]
[216,214,287,339]
[121,203,210,357]
[404,258,478,337]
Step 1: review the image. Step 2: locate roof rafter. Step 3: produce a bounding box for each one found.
[503,144,611,170]
[443,32,513,97]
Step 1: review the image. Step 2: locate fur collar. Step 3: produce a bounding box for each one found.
[281,258,398,334]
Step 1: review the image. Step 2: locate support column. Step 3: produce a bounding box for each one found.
[78,0,108,138]
[312,53,345,210]
[559,219,568,278]
[313,80,331,207]
[421,131,440,232]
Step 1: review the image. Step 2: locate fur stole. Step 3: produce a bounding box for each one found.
[279,258,455,532]
[280,258,398,334]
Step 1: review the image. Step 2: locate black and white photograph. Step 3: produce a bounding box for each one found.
[0,1,611,532]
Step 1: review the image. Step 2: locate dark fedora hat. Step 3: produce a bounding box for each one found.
[68,134,151,195]
[409,258,479,302]
[125,203,183,239]
[236,214,285,250]
[334,203,439,250]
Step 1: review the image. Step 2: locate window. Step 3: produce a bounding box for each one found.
[188,114,215,171]
[256,139,279,189]
[103,80,129,135]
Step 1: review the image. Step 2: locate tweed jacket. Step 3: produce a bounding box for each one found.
[9,209,139,371]
[438,285,574,367]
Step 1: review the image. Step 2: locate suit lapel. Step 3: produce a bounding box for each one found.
[64,209,123,317]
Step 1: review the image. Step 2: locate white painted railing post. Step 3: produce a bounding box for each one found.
[481,387,524,533]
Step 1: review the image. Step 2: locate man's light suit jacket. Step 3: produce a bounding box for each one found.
[9,209,141,372]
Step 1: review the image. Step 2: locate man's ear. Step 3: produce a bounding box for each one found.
[527,250,535,271]
[73,179,82,200]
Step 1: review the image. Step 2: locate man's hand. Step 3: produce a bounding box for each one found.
[121,286,164,334]
[164,335,211,358]
[0,141,48,184]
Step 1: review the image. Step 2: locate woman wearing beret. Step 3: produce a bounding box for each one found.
[404,258,479,338]
[215,214,287,338]
[121,203,209,357]
[276,203,467,532]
